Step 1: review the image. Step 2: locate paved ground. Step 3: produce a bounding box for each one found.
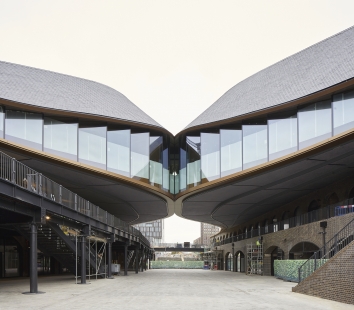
[0,270,351,310]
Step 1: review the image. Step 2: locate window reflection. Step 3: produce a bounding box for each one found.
[0,107,4,138]
[187,136,201,188]
[107,129,130,177]
[298,101,331,149]
[220,129,242,177]
[242,124,267,170]
[333,90,354,135]
[268,116,297,160]
[44,117,78,161]
[201,133,220,183]
[150,136,163,188]
[79,126,107,170]
[5,110,43,150]
[131,132,149,183]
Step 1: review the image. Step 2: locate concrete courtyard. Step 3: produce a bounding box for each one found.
[0,270,351,310]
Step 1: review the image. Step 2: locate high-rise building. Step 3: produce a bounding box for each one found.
[201,223,220,246]
[134,220,164,246]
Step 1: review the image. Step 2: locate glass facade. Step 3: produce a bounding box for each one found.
[201,133,220,183]
[333,90,354,135]
[131,132,149,183]
[107,129,130,177]
[268,115,297,160]
[0,89,353,194]
[298,101,331,149]
[79,126,107,170]
[0,106,4,138]
[44,117,78,161]
[5,110,43,150]
[220,129,242,177]
[242,123,267,170]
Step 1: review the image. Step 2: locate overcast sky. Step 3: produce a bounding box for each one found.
[1,1,354,243]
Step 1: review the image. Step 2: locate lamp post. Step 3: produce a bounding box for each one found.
[319,221,327,257]
[232,243,235,272]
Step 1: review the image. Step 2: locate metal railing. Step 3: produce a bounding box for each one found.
[212,201,354,247]
[298,217,354,282]
[0,151,150,248]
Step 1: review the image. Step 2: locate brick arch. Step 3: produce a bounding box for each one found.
[328,192,339,205]
[235,250,245,273]
[289,241,320,260]
[264,245,284,276]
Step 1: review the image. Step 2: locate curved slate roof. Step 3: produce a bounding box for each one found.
[0,61,163,129]
[186,26,354,130]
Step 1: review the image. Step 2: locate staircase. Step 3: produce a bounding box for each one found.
[14,222,98,275]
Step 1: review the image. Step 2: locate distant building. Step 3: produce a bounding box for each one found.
[134,219,164,246]
[201,223,220,246]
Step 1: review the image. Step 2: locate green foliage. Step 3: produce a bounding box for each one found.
[151,261,204,269]
[274,260,307,282]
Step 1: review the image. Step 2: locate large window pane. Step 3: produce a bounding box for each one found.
[268,116,297,160]
[333,90,354,135]
[179,148,187,191]
[150,136,163,188]
[5,110,43,150]
[201,133,220,182]
[44,117,78,161]
[220,129,242,177]
[187,136,201,188]
[107,129,130,177]
[243,125,267,169]
[79,126,106,170]
[0,107,4,138]
[131,132,149,182]
[298,101,332,149]
[162,147,169,191]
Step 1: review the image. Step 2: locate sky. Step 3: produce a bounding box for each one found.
[0,0,354,243]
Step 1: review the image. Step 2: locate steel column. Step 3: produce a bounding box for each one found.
[141,250,144,272]
[29,223,38,293]
[81,236,86,284]
[107,241,113,279]
[135,247,139,274]
[124,244,128,276]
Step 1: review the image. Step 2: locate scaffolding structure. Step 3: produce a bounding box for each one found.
[247,243,263,275]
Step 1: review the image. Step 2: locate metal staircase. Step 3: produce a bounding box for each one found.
[14,222,99,275]
[298,218,354,282]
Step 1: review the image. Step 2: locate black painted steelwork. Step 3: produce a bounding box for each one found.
[107,241,113,279]
[124,244,128,276]
[135,247,139,274]
[81,236,86,284]
[29,222,38,293]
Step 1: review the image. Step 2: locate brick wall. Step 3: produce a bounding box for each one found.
[292,241,354,305]
[217,212,354,276]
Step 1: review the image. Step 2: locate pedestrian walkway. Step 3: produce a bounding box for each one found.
[0,270,351,310]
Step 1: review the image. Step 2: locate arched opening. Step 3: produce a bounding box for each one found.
[249,225,254,238]
[281,211,291,230]
[289,242,319,260]
[235,251,245,273]
[294,207,302,226]
[217,253,223,270]
[264,219,269,233]
[264,246,284,276]
[308,200,320,222]
[225,252,233,271]
[272,217,278,232]
[349,187,354,202]
[328,192,339,205]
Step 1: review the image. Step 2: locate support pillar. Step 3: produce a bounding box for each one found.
[135,247,139,274]
[141,250,144,272]
[107,241,113,279]
[23,223,44,294]
[80,236,86,284]
[124,244,128,276]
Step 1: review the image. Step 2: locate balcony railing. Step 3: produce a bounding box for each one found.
[212,202,354,247]
[0,151,150,248]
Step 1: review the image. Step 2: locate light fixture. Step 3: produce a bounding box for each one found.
[45,216,50,220]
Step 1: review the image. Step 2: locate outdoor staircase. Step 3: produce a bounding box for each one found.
[14,222,98,275]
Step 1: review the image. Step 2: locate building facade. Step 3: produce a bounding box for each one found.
[201,223,220,246]
[134,219,164,246]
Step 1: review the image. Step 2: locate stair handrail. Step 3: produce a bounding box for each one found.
[298,216,354,282]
